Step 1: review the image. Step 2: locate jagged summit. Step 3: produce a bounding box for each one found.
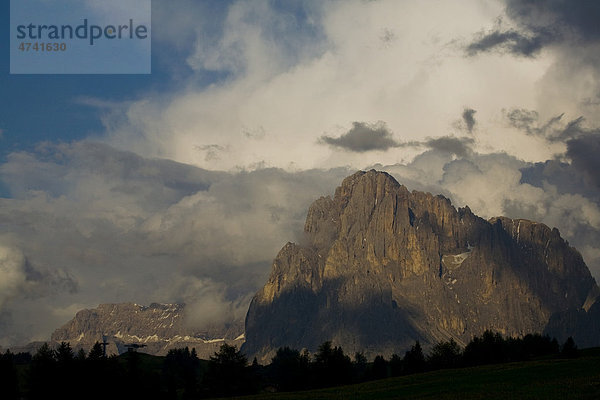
[243,170,599,361]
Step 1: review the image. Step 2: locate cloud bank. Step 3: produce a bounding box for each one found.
[0,142,350,345]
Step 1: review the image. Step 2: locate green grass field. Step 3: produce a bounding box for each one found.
[227,348,600,400]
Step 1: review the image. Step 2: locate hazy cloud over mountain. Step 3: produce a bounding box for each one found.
[4,138,600,346]
[0,142,350,345]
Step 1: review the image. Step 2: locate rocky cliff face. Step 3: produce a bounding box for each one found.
[243,170,599,361]
[51,303,244,357]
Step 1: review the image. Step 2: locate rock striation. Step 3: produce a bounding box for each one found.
[50,302,244,357]
[243,170,599,361]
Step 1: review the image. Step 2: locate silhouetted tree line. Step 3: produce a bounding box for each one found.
[0,333,579,399]
[256,332,579,394]
[1,341,163,400]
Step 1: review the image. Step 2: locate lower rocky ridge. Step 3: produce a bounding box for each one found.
[243,170,600,362]
[42,302,244,357]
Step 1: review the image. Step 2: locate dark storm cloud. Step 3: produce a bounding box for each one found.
[511,107,600,192]
[320,121,404,152]
[520,160,598,198]
[506,108,563,139]
[506,0,600,43]
[506,108,542,134]
[468,0,600,57]
[466,28,551,57]
[566,134,600,189]
[462,108,477,133]
[320,122,473,156]
[425,136,474,157]
[505,108,593,143]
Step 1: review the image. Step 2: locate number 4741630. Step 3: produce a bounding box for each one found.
[18,42,67,51]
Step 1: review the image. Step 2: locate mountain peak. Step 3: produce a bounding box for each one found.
[336,169,406,201]
[339,169,399,188]
[244,170,599,361]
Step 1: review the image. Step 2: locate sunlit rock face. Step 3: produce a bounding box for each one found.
[244,170,599,361]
